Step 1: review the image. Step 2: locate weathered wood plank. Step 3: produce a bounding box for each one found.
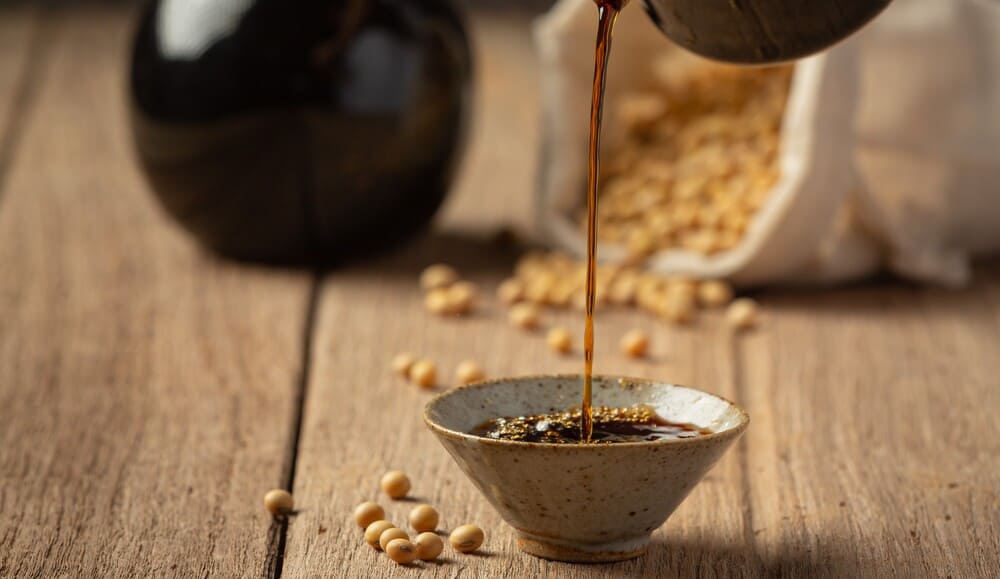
[4,4,996,579]
[740,272,1000,578]
[281,10,753,578]
[0,6,312,577]
[282,243,752,578]
[0,5,41,188]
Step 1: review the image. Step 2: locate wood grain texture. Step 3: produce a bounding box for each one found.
[0,6,312,577]
[281,242,755,578]
[1,4,998,579]
[281,10,756,578]
[0,6,37,125]
[281,9,1000,579]
[0,5,42,192]
[741,275,1000,579]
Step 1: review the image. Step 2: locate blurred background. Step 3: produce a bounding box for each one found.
[1,0,998,577]
[5,0,996,283]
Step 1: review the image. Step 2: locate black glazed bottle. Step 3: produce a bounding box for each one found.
[129,0,471,263]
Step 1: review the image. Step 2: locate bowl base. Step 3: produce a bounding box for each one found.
[516,533,650,563]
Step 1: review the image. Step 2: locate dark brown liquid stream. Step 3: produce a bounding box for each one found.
[468,1,639,445]
[471,406,710,444]
[582,0,626,442]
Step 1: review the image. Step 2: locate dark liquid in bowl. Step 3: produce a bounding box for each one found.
[470,406,710,444]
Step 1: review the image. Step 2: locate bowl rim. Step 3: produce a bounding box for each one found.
[423,374,750,449]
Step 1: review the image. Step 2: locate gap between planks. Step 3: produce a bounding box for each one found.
[264,272,325,579]
[262,272,762,577]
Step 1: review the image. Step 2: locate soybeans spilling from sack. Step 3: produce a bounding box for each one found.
[589,61,793,258]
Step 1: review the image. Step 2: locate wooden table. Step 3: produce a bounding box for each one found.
[1,4,997,578]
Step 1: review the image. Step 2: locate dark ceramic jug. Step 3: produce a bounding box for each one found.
[642,0,892,63]
[130,0,471,263]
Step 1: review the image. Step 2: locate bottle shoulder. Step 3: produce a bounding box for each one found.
[130,0,471,122]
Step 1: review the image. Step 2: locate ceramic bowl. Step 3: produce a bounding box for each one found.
[423,375,748,562]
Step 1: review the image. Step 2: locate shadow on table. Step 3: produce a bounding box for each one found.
[748,259,1000,318]
[203,222,531,279]
[542,533,924,579]
[335,227,530,280]
[320,233,1000,295]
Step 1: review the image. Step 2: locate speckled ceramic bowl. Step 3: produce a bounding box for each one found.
[424,375,748,563]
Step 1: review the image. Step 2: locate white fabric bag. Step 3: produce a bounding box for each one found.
[535,0,1000,287]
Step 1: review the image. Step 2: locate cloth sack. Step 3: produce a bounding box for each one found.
[535,0,1000,287]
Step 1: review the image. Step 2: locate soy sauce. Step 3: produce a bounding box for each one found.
[471,406,710,444]
[582,0,628,442]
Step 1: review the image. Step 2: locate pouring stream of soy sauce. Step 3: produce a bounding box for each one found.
[582,0,627,443]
